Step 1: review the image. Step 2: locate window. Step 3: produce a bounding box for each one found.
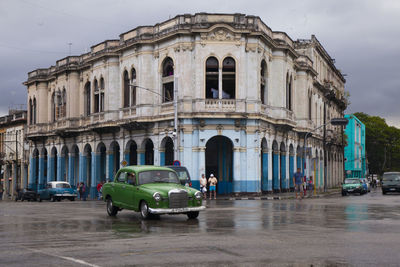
[84,82,91,116]
[61,89,66,117]
[123,71,129,108]
[286,74,292,110]
[32,98,37,124]
[100,78,105,112]
[260,60,267,104]
[94,79,99,113]
[308,93,312,120]
[29,98,33,124]
[117,172,127,183]
[162,57,174,103]
[206,57,219,99]
[222,57,235,99]
[131,68,136,106]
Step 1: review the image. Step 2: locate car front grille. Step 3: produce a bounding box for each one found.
[169,190,188,208]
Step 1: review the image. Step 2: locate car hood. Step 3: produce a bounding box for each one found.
[382,180,400,186]
[139,183,197,196]
[343,184,362,189]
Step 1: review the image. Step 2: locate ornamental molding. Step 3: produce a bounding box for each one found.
[200,27,241,46]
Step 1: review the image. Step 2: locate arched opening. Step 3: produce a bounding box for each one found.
[110,141,121,176]
[127,141,137,165]
[206,136,233,194]
[71,145,79,188]
[97,143,106,183]
[32,98,37,124]
[272,141,279,192]
[84,82,91,116]
[162,57,174,103]
[61,146,69,182]
[222,57,235,99]
[33,149,39,190]
[99,77,105,112]
[123,70,130,108]
[84,144,92,189]
[145,139,154,165]
[206,57,219,99]
[260,60,267,105]
[289,144,294,190]
[164,137,174,166]
[29,98,33,125]
[51,147,58,181]
[280,142,287,191]
[261,138,269,192]
[286,74,292,111]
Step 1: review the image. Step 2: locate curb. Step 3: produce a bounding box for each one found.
[217,191,341,201]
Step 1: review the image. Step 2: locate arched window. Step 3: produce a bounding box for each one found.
[51,92,55,122]
[286,74,292,110]
[162,57,174,103]
[123,70,129,108]
[131,68,136,106]
[222,57,235,99]
[54,90,62,119]
[206,57,219,99]
[61,88,66,117]
[29,98,33,124]
[100,77,105,112]
[84,82,91,116]
[260,60,267,104]
[308,92,312,120]
[94,79,99,113]
[32,98,37,124]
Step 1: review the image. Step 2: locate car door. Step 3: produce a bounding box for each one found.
[113,171,127,207]
[119,171,138,210]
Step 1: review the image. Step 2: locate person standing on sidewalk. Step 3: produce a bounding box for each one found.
[200,174,207,199]
[208,174,218,200]
[293,168,304,199]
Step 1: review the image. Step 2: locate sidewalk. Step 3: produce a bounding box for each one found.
[214,188,341,201]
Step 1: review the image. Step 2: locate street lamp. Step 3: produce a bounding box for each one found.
[303,118,348,192]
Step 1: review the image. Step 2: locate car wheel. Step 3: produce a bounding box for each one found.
[50,195,56,202]
[341,191,346,196]
[382,190,387,195]
[21,197,25,202]
[38,196,42,202]
[57,197,61,202]
[106,198,118,216]
[140,201,150,220]
[187,211,199,219]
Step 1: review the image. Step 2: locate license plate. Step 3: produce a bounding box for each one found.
[390,188,396,191]
[348,189,353,192]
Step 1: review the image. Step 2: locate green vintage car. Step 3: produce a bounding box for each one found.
[102,166,205,219]
[342,178,366,196]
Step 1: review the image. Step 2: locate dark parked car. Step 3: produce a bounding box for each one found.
[166,166,192,187]
[382,172,400,194]
[15,188,38,202]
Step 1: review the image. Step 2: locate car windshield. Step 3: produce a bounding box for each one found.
[175,170,189,180]
[344,179,360,184]
[382,174,400,181]
[56,183,71,188]
[138,170,180,185]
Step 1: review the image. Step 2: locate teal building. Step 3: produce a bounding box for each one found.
[344,114,366,178]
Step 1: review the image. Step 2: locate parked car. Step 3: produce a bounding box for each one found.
[38,181,78,202]
[381,172,400,194]
[360,178,370,193]
[166,166,192,187]
[102,166,205,219]
[342,178,367,196]
[15,188,38,202]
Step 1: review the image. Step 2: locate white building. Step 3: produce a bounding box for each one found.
[24,13,347,198]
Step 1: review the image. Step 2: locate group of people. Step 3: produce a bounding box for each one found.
[76,181,105,201]
[199,173,218,200]
[293,168,314,199]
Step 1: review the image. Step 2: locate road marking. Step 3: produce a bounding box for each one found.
[27,248,100,267]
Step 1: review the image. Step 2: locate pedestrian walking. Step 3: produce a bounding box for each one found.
[97,181,104,200]
[293,168,304,199]
[308,176,314,197]
[200,174,207,199]
[303,176,307,196]
[79,182,86,201]
[208,174,218,200]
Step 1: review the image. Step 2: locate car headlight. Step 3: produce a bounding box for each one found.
[195,191,202,200]
[153,192,162,202]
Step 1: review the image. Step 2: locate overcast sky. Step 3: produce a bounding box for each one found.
[1,0,399,126]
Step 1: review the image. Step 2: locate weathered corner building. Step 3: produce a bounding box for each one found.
[24,13,347,198]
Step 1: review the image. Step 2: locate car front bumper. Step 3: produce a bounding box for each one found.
[54,193,77,197]
[382,187,400,192]
[149,206,206,214]
[343,188,363,193]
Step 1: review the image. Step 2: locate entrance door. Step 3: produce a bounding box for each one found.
[205,136,233,194]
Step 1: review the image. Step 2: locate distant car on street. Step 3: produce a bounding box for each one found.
[38,181,78,202]
[15,188,38,202]
[165,166,192,187]
[342,178,367,196]
[381,172,400,194]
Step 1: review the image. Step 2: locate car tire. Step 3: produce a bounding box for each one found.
[106,198,118,216]
[21,197,25,202]
[140,201,150,220]
[38,196,42,202]
[382,190,387,195]
[50,195,56,202]
[341,191,346,196]
[187,211,199,219]
[57,197,61,202]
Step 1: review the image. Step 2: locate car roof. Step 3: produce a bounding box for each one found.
[120,165,176,172]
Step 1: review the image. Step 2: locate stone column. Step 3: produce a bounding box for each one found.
[233,147,241,193]
[159,148,165,166]
[38,155,45,189]
[28,156,36,190]
[273,151,279,192]
[78,153,86,184]
[137,149,145,165]
[68,153,74,187]
[289,152,294,190]
[107,150,114,181]
[57,155,63,181]
[198,147,206,181]
[261,147,269,192]
[267,145,273,193]
[280,152,287,191]
[47,155,53,182]
[90,152,98,199]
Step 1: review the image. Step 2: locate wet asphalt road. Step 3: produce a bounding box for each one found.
[1,188,400,266]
